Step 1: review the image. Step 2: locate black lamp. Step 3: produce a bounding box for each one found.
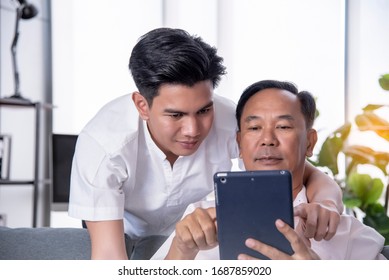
[3,0,38,104]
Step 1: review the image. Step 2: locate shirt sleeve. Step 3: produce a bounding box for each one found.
[345,216,386,259]
[68,131,127,221]
[312,214,385,259]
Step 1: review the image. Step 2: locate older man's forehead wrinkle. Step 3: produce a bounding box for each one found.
[244,115,260,123]
[244,114,295,123]
[278,114,295,121]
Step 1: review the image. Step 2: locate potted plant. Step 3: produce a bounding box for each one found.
[311,74,389,245]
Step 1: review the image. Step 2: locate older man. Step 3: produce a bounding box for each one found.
[152,80,386,260]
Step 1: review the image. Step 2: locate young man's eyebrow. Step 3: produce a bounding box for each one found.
[164,101,214,114]
[164,108,183,113]
[199,101,214,110]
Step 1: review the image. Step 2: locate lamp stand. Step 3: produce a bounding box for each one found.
[2,6,32,104]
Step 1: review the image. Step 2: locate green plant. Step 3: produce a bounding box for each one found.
[311,74,389,245]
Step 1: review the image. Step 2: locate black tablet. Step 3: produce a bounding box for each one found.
[214,170,294,260]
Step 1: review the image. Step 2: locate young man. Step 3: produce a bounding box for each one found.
[153,80,385,260]
[68,28,342,260]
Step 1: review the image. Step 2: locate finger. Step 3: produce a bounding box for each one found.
[313,209,329,241]
[197,218,218,248]
[244,237,291,260]
[295,219,311,247]
[294,217,305,236]
[175,225,198,250]
[294,203,318,239]
[303,207,318,239]
[323,212,340,240]
[293,204,308,219]
[237,253,260,260]
[275,219,312,259]
[191,208,218,249]
[206,207,217,220]
[177,209,210,249]
[203,207,218,245]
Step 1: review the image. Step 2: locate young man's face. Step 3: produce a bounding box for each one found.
[236,88,317,189]
[134,80,214,164]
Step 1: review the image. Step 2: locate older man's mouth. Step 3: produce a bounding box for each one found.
[255,156,283,165]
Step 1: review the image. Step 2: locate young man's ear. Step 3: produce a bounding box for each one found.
[306,128,318,157]
[132,92,150,120]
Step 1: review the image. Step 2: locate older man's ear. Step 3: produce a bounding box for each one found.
[236,132,242,158]
[306,129,318,157]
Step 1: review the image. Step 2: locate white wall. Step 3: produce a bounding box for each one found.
[0,0,51,227]
[217,0,345,149]
[52,0,346,148]
[52,0,164,135]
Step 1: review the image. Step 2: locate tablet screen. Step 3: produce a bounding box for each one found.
[214,170,294,260]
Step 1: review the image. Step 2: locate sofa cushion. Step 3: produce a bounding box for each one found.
[0,226,91,260]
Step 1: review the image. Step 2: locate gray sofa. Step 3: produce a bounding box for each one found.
[0,226,388,259]
[0,226,166,260]
[0,226,93,259]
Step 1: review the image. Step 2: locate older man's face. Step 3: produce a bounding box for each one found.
[237,88,317,188]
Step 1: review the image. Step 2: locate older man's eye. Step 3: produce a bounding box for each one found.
[248,126,260,131]
[277,125,292,129]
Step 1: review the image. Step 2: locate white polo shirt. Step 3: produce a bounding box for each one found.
[152,187,386,260]
[68,93,239,239]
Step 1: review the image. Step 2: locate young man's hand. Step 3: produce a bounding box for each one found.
[165,207,218,259]
[294,201,340,241]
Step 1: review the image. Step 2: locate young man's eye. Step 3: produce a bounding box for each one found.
[169,113,183,119]
[198,107,211,115]
[248,126,260,131]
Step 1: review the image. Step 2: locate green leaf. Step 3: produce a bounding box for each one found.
[316,123,351,175]
[346,173,383,208]
[365,178,384,205]
[343,197,361,209]
[363,203,389,245]
[347,173,371,198]
[379,74,389,91]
